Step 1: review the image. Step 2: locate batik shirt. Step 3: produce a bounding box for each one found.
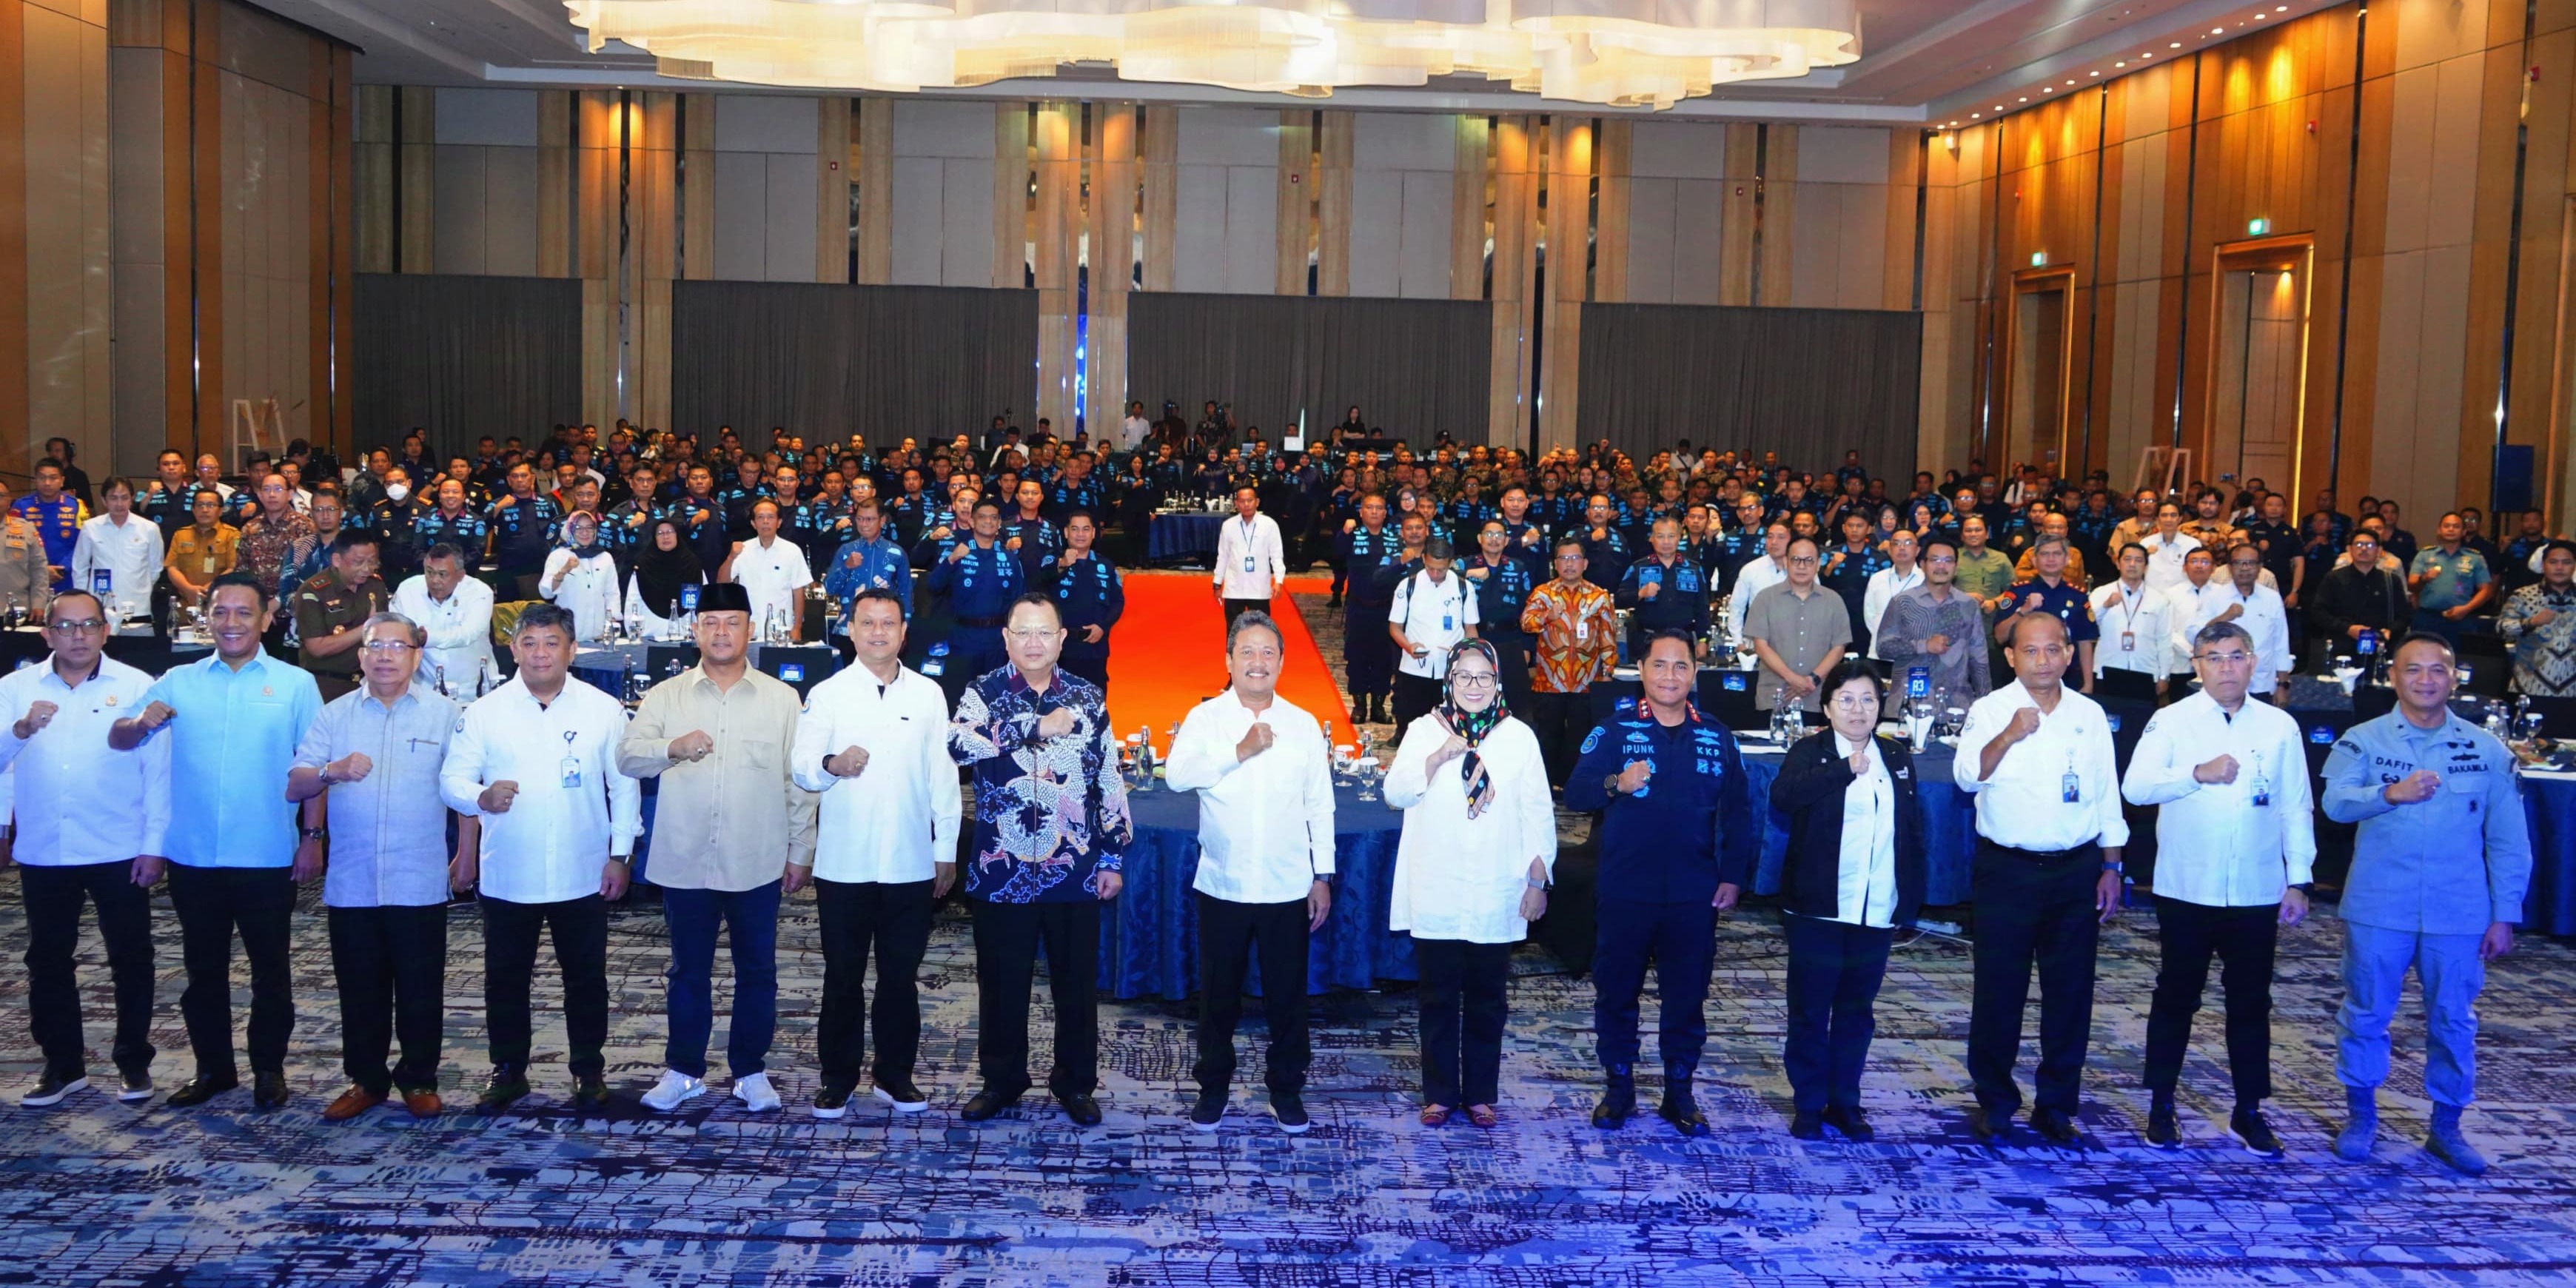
[948,666,1131,904]
[2500,582,2576,697]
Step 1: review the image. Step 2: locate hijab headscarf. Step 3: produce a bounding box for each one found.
[560,513,606,560]
[1438,637,1509,788]
[634,517,702,617]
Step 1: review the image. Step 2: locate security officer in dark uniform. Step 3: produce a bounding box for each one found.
[1616,517,1710,663]
[414,480,491,578]
[1463,518,1537,709]
[484,464,563,600]
[1039,509,1124,693]
[1440,480,1496,551]
[366,468,431,585]
[922,498,1024,705]
[1337,494,1405,724]
[1493,485,1549,575]
[1822,509,1894,653]
[1565,629,1757,1136]
[1574,495,1631,593]
[1002,480,1061,577]
[669,467,731,570]
[1714,494,1772,594]
[716,460,769,541]
[603,466,665,575]
[1993,537,2100,689]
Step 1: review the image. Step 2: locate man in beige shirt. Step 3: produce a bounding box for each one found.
[616,582,816,1114]
[1744,537,1854,714]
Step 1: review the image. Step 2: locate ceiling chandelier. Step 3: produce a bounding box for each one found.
[563,0,1862,110]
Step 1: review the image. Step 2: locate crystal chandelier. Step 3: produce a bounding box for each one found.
[563,0,1862,110]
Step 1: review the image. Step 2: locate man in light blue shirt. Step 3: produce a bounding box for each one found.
[2406,511,2495,642]
[113,572,323,1111]
[0,589,169,1107]
[288,611,468,1122]
[2320,632,2532,1174]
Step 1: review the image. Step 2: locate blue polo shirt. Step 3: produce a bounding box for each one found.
[139,649,323,868]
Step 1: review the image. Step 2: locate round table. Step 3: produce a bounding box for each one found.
[1145,511,1227,563]
[1106,779,1406,1000]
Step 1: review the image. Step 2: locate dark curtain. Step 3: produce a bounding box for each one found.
[671,281,1037,440]
[352,273,581,457]
[1577,303,1922,478]
[1126,292,1489,443]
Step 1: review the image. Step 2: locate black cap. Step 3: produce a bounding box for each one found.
[695,582,754,615]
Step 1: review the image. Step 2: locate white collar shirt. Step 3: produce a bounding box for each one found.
[789,662,960,883]
[440,675,642,904]
[2120,689,2315,905]
[1390,569,1477,679]
[2140,531,2202,594]
[1212,512,1286,600]
[294,682,460,907]
[2177,580,2292,693]
[1958,680,2130,851]
[1829,731,1899,928]
[540,549,621,643]
[70,514,164,617]
[1161,690,1337,905]
[392,574,497,696]
[1727,554,1786,640]
[2090,579,2180,677]
[0,656,168,865]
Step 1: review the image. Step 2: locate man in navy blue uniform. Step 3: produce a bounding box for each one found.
[1039,511,1124,693]
[924,499,1025,706]
[1337,494,1405,724]
[1574,495,1630,593]
[821,498,913,659]
[1565,630,1757,1136]
[1993,537,2099,693]
[484,463,563,600]
[1616,517,1709,663]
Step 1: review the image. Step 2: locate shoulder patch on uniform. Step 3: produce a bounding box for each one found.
[1580,726,1603,755]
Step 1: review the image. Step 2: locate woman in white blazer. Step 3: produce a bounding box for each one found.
[538,511,620,642]
[1383,638,1556,1128]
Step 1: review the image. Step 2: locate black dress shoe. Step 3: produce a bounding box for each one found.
[960,1087,1022,1121]
[2030,1107,2083,1147]
[1822,1104,1876,1143]
[1059,1093,1103,1127]
[477,1065,531,1114]
[1789,1110,1825,1140]
[1965,1107,2010,1145]
[166,1075,240,1108]
[570,1076,614,1113]
[1657,1090,1711,1138]
[252,1071,290,1110]
[1591,1083,1637,1130]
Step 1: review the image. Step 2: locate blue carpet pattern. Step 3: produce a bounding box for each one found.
[1,889,2573,1286]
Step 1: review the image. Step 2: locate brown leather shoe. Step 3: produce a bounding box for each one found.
[322,1086,386,1121]
[400,1089,444,1118]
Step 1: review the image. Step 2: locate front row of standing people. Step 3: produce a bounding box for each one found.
[0,583,2533,1169]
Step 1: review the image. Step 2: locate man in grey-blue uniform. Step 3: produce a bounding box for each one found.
[2320,631,2532,1175]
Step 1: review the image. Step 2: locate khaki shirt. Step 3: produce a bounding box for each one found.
[616,665,817,890]
[166,523,240,586]
[293,571,391,680]
[0,515,48,613]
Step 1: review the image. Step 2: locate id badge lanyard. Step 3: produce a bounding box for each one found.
[2061,747,2080,805]
[560,729,583,789]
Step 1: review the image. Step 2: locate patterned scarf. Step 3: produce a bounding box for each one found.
[1438,638,1509,786]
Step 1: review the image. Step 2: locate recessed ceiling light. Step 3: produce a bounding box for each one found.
[2275,4,2287,9]
[2019,96,2027,101]
[2090,70,2100,76]
[2170,40,2181,47]
[2213,26,2224,33]
[2116,60,2127,66]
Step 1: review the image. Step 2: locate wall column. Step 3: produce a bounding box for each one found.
[1085,101,1136,435]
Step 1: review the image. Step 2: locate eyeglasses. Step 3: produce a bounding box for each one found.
[44,618,104,634]
[1451,673,1499,688]
[360,640,419,655]
[2193,650,2253,665]
[1003,627,1060,643]
[1828,693,1880,711]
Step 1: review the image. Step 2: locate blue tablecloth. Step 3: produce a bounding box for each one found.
[1739,742,1979,907]
[2518,774,2576,934]
[1106,779,1407,1000]
[1146,511,1227,563]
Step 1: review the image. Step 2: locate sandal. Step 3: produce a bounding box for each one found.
[1465,1104,1498,1129]
[1421,1104,1452,1127]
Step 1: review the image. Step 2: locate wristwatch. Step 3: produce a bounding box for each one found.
[300,827,328,842]
[1602,773,1625,796]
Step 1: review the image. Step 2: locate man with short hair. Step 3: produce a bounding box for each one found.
[2088,543,2181,697]
[1213,486,1287,630]
[2499,540,2576,696]
[822,497,913,657]
[111,573,323,1110]
[391,543,497,697]
[13,458,87,591]
[1520,539,1621,785]
[1744,538,1853,715]
[2321,634,2532,1174]
[294,529,392,701]
[2177,545,2292,697]
[2406,511,2495,642]
[1388,535,1478,727]
[441,603,643,1114]
[1723,521,1791,645]
[288,611,469,1121]
[1617,517,1709,663]
[1876,537,1991,702]
[1861,530,1925,660]
[0,590,170,1107]
[791,588,959,1118]
[1993,538,2098,692]
[70,477,163,623]
[620,583,815,1116]
[924,499,1024,706]
[486,463,564,600]
[1041,510,1124,693]
[2310,530,2410,660]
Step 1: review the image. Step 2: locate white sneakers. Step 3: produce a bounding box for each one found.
[733,1072,781,1113]
[640,1070,707,1112]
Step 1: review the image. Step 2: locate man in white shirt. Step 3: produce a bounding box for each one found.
[2121,620,2315,1157]
[2178,543,2294,697]
[788,587,960,1119]
[1212,486,1287,631]
[1163,611,1337,1135]
[1725,523,1791,644]
[1388,536,1478,727]
[1861,530,1925,660]
[1956,611,2128,1148]
[0,589,169,1107]
[68,478,163,620]
[440,602,643,1115]
[2139,502,2203,595]
[721,500,814,641]
[391,543,497,697]
[1119,400,1152,453]
[2089,543,2182,697]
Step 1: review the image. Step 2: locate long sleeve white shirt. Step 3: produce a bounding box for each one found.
[2121,689,2315,907]
[1726,555,1785,641]
[1862,564,1924,658]
[789,661,961,883]
[729,535,814,631]
[0,657,169,865]
[2088,577,2181,678]
[2176,580,2292,693]
[540,548,621,642]
[1212,512,1287,600]
[2139,531,2202,594]
[392,572,497,695]
[69,514,164,618]
[1162,689,1336,905]
[1382,712,1556,943]
[440,675,642,904]
[1957,679,2130,851]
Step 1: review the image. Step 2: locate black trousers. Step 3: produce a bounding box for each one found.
[2144,896,2278,1106]
[1967,839,2102,1117]
[1484,631,1534,714]
[480,894,609,1078]
[1061,652,1110,694]
[970,899,1100,1099]
[1526,690,1594,788]
[1193,893,1311,1096]
[166,863,296,1080]
[814,878,935,1087]
[1591,899,1714,1076]
[1392,672,1443,728]
[19,862,156,1081]
[1221,597,1271,632]
[1780,912,1894,1113]
[329,903,449,1094]
[1414,938,1511,1107]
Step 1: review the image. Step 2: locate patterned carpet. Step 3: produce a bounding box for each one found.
[3,577,2572,1285]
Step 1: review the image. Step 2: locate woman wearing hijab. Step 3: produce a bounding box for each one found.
[1765,657,1925,1143]
[540,511,620,641]
[1382,639,1555,1128]
[625,517,705,640]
